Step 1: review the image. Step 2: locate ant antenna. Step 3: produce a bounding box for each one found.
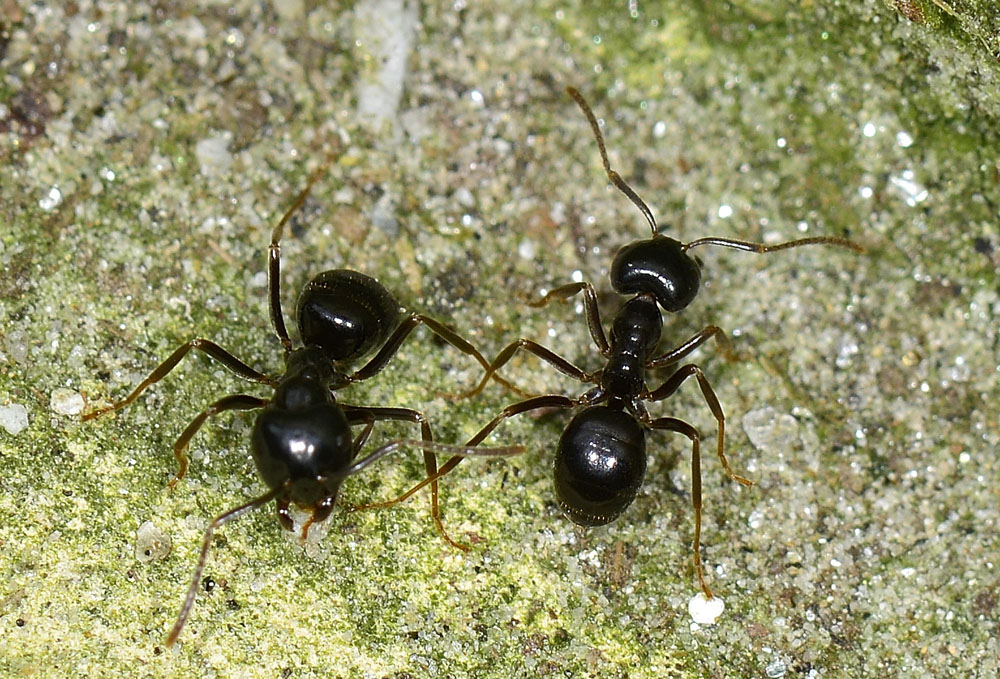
[567,86,660,238]
[166,483,286,647]
[568,87,866,259]
[268,152,340,355]
[683,235,865,255]
[164,439,523,646]
[323,439,526,484]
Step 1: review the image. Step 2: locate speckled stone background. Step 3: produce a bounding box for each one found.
[2,1,999,677]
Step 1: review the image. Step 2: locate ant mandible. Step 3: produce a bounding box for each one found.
[361,87,864,599]
[82,154,523,645]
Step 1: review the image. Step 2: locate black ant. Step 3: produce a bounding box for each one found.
[359,87,864,599]
[82,157,523,645]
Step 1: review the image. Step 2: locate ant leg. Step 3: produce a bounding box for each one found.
[346,410,377,453]
[645,365,753,487]
[645,416,713,598]
[83,339,273,421]
[347,313,528,397]
[439,282,603,400]
[349,394,576,527]
[647,325,741,369]
[169,394,269,488]
[331,438,525,481]
[683,235,864,255]
[451,338,594,400]
[526,282,610,356]
[165,483,287,647]
[341,404,469,551]
[268,159,335,354]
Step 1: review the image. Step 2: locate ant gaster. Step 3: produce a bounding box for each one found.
[83,158,522,645]
[361,87,864,598]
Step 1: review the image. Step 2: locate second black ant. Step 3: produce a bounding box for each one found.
[83,156,522,645]
[360,87,864,599]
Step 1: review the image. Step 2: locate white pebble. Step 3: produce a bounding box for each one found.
[135,521,172,562]
[742,406,800,451]
[0,403,29,435]
[50,388,85,416]
[39,185,63,211]
[195,133,233,176]
[688,592,725,625]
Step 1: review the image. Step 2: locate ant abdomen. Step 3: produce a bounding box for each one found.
[609,236,701,313]
[554,406,647,526]
[296,269,401,362]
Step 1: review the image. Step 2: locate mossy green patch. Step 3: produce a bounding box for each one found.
[3,0,1000,677]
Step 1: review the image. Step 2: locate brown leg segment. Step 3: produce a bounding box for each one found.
[83,338,272,421]
[527,281,610,356]
[168,394,269,488]
[450,338,594,400]
[647,325,741,369]
[347,313,529,398]
[349,395,577,533]
[342,404,467,550]
[645,415,713,598]
[645,365,752,487]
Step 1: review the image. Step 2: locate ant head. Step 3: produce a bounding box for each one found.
[610,236,701,313]
[251,399,353,505]
[568,86,865,312]
[568,87,700,312]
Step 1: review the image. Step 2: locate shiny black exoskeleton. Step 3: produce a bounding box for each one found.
[83,160,520,645]
[554,406,646,526]
[249,346,350,520]
[295,269,400,360]
[610,236,701,312]
[381,87,864,598]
